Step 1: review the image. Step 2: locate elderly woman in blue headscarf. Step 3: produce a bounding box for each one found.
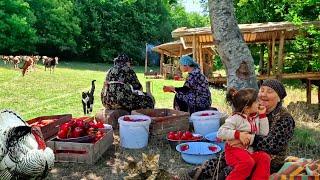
[101,53,155,111]
[163,55,212,114]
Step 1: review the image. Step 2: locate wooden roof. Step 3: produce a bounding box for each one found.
[172,21,320,48]
[151,40,192,57]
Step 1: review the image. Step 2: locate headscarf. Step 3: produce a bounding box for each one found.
[261,79,287,99]
[179,55,199,68]
[114,53,132,66]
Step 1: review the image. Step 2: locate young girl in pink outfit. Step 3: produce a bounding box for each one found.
[217,87,270,180]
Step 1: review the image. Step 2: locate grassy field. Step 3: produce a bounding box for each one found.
[1,61,319,179]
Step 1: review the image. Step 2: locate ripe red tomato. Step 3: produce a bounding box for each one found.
[184,131,193,139]
[209,146,218,152]
[88,121,97,128]
[181,134,188,140]
[200,113,209,116]
[86,127,95,136]
[75,127,85,137]
[180,144,189,151]
[94,131,105,142]
[167,134,175,140]
[58,129,68,139]
[59,122,70,131]
[167,131,175,139]
[177,131,183,138]
[75,120,85,128]
[96,122,104,128]
[123,116,131,121]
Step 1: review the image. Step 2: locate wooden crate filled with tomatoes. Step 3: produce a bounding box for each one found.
[46,116,114,164]
[27,114,72,141]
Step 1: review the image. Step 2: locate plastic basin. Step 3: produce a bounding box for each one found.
[176,142,221,165]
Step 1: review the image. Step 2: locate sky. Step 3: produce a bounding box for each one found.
[181,0,203,14]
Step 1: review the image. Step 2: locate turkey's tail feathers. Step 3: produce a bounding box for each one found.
[0,169,12,180]
[6,126,31,148]
[14,148,54,178]
[40,161,49,179]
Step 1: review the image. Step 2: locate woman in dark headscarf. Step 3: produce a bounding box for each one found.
[163,55,212,114]
[184,79,295,180]
[101,54,155,111]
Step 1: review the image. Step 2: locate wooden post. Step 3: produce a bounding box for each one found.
[199,43,204,73]
[160,52,164,75]
[271,35,276,75]
[192,35,196,60]
[267,41,272,76]
[307,79,311,104]
[277,31,285,79]
[318,85,320,106]
[259,44,265,75]
[145,43,148,74]
[146,81,152,94]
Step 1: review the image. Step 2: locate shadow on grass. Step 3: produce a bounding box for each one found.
[288,125,320,159]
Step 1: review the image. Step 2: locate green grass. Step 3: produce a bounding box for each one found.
[1,61,319,159]
[0,61,186,119]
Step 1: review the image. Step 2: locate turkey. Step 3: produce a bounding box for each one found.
[0,110,55,180]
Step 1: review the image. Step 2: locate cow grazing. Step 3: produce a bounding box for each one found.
[20,57,33,76]
[43,56,59,73]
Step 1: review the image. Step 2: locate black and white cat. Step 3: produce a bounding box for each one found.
[82,80,96,114]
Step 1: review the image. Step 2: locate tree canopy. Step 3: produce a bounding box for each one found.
[0,0,209,63]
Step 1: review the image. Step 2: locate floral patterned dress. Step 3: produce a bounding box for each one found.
[101,63,154,111]
[174,68,212,114]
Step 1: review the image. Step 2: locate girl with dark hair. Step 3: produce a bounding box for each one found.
[101,53,155,111]
[184,80,295,180]
[217,87,270,180]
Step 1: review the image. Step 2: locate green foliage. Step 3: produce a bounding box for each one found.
[234,0,320,73]
[0,0,210,63]
[0,0,38,53]
[26,0,81,55]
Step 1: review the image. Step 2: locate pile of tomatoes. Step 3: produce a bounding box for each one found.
[30,119,56,127]
[123,116,147,122]
[199,112,215,116]
[167,131,202,141]
[57,117,105,143]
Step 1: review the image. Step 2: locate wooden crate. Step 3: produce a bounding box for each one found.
[27,114,72,141]
[46,128,113,164]
[131,109,189,140]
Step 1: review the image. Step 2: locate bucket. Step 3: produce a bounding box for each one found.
[190,110,220,136]
[118,115,151,149]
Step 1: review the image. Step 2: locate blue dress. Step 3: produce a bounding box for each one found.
[174,68,212,113]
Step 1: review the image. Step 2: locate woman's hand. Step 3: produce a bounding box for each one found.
[239,132,251,146]
[258,105,267,114]
[227,139,245,148]
[228,132,252,148]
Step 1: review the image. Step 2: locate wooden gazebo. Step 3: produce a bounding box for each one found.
[156,21,320,103]
[172,21,320,79]
[152,40,215,76]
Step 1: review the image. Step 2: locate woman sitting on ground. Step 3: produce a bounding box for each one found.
[185,79,295,179]
[101,53,155,111]
[163,55,212,114]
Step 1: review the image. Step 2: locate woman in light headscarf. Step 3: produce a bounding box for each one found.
[163,55,212,114]
[101,53,155,111]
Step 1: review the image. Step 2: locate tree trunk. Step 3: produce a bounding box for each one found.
[208,0,258,90]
